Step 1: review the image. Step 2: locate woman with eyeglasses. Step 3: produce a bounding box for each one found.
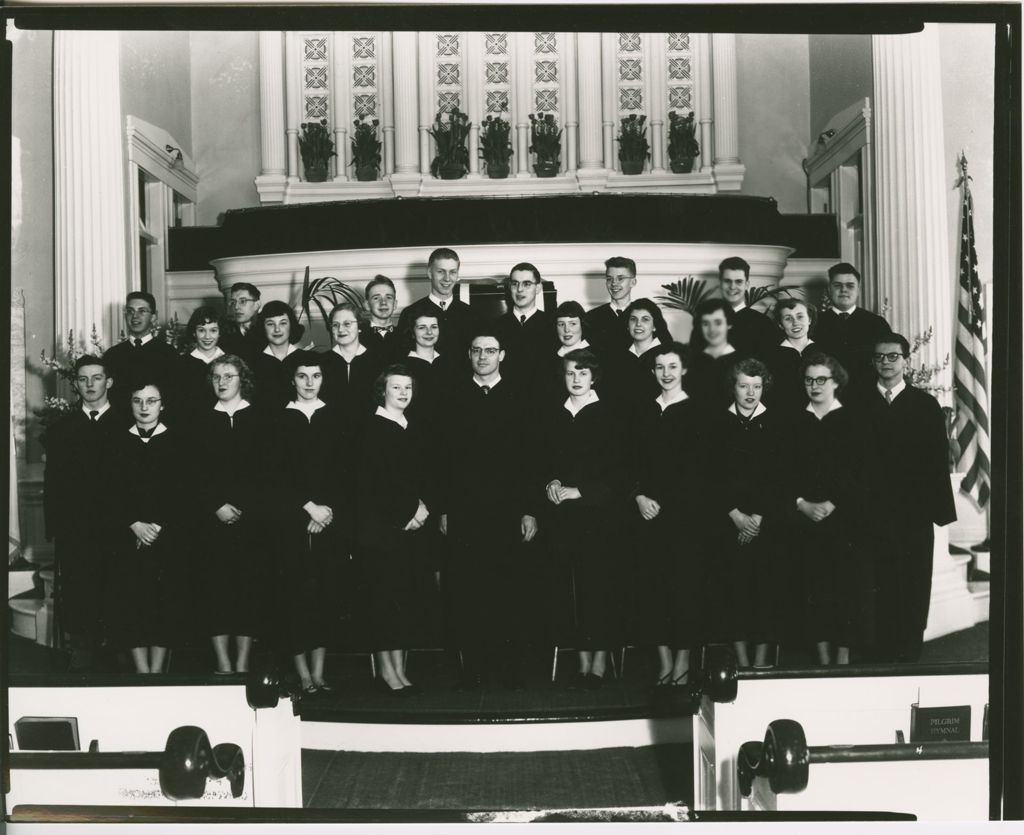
[108,379,187,673]
[764,298,817,414]
[686,298,739,408]
[356,365,434,695]
[785,351,865,665]
[193,354,271,674]
[179,307,226,413]
[250,300,307,409]
[707,358,784,669]
[544,349,626,689]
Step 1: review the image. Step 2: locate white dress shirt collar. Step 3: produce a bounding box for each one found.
[473,374,501,389]
[831,305,858,316]
[81,402,111,420]
[429,292,456,310]
[877,378,907,401]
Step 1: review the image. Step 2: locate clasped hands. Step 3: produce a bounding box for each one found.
[404,500,430,531]
[796,498,836,524]
[304,502,334,535]
[546,480,581,506]
[730,508,764,546]
[131,521,162,548]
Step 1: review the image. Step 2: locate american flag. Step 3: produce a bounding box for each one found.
[953,152,991,508]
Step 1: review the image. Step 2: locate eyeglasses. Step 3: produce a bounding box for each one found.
[470,347,500,357]
[228,298,256,307]
[803,376,833,387]
[130,397,162,407]
[872,352,906,363]
[212,373,239,383]
[509,280,536,290]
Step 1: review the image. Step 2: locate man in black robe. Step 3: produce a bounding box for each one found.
[860,334,956,663]
[812,262,892,402]
[101,291,179,421]
[584,256,636,351]
[43,356,122,670]
[440,330,540,690]
[493,262,558,394]
[359,274,400,358]
[220,282,264,363]
[718,256,778,360]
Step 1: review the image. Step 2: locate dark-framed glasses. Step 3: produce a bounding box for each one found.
[872,352,906,363]
[803,376,833,387]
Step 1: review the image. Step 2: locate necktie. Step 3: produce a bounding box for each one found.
[884,389,893,405]
[89,410,99,422]
[133,338,143,347]
[439,301,447,312]
[614,309,622,317]
[372,325,393,336]
[520,315,527,325]
[481,385,490,395]
[838,312,851,321]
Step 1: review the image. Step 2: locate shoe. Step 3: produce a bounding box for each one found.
[670,671,690,687]
[313,681,333,693]
[584,672,605,691]
[655,673,672,687]
[375,678,406,697]
[302,683,319,696]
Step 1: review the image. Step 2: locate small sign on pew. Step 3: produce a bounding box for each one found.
[910,704,971,743]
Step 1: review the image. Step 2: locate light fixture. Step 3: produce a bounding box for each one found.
[165,145,183,163]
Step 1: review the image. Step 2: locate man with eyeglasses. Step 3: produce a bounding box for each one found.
[101,291,179,421]
[493,262,558,391]
[812,263,891,402]
[221,282,264,362]
[439,330,540,691]
[585,256,638,350]
[43,356,122,671]
[861,334,956,663]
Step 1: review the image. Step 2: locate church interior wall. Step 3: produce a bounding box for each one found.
[119,31,194,159]
[807,34,873,143]
[189,30,261,225]
[735,33,811,214]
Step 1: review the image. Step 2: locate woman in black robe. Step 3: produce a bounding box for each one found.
[250,300,307,409]
[108,379,188,673]
[685,298,740,409]
[545,301,601,407]
[602,298,671,419]
[178,306,226,414]
[356,364,434,695]
[763,298,816,415]
[193,354,270,674]
[544,348,626,689]
[630,342,709,686]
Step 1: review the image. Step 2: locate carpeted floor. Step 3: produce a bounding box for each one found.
[302,744,691,810]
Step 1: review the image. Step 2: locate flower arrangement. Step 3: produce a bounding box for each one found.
[350,117,382,181]
[479,115,514,178]
[429,108,471,180]
[298,119,336,182]
[616,114,650,174]
[906,326,952,395]
[528,112,562,177]
[667,110,700,173]
[36,326,106,434]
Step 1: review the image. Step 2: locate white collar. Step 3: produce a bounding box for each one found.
[409,349,440,364]
[81,402,111,419]
[128,332,154,346]
[831,305,858,316]
[609,300,629,313]
[806,398,844,419]
[780,337,813,351]
[191,346,225,363]
[375,405,408,429]
[429,292,456,309]
[704,344,736,357]
[214,399,251,417]
[474,374,501,389]
[264,343,299,358]
[238,320,253,334]
[564,389,600,417]
[729,401,767,420]
[512,306,538,322]
[129,422,168,442]
[657,389,689,411]
[731,302,747,313]
[629,338,661,358]
[878,378,907,401]
[332,342,368,359]
[286,398,327,420]
[557,339,590,357]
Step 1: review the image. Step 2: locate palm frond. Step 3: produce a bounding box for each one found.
[654,276,714,315]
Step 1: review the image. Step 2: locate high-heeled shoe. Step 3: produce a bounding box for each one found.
[670,671,690,687]
[655,673,673,687]
[374,678,407,697]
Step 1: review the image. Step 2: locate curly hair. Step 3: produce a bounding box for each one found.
[208,354,256,401]
[728,357,774,392]
[622,298,672,346]
[561,347,602,385]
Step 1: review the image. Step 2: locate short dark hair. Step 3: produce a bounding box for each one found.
[128,378,165,399]
[329,302,364,325]
[718,257,750,280]
[509,262,542,283]
[187,306,222,337]
[126,291,157,312]
[469,326,504,351]
[874,332,910,357]
[622,298,672,345]
[428,247,460,268]
[561,347,602,384]
[604,256,637,276]
[208,354,256,400]
[555,300,586,320]
[365,275,396,299]
[229,282,261,300]
[290,349,324,373]
[827,262,861,283]
[373,363,417,406]
[689,298,735,351]
[801,351,849,394]
[729,357,774,392]
[774,296,818,327]
[74,354,109,376]
[650,341,691,370]
[259,300,305,344]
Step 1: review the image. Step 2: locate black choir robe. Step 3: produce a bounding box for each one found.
[359,322,400,360]
[811,307,892,402]
[177,352,220,416]
[584,303,631,351]
[684,348,740,409]
[493,309,559,396]
[763,340,816,415]
[102,337,181,422]
[43,406,122,641]
[250,347,306,410]
[859,382,956,661]
[729,306,779,361]
[318,345,387,439]
[220,324,264,365]
[601,343,664,422]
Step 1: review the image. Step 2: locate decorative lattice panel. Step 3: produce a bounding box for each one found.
[483,33,510,114]
[350,33,380,119]
[666,32,694,116]
[435,32,463,113]
[616,32,643,116]
[302,34,331,122]
[532,32,560,117]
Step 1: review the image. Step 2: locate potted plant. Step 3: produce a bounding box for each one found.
[429,108,471,180]
[298,119,337,183]
[350,117,382,182]
[668,110,700,174]
[479,114,514,179]
[528,112,562,178]
[617,114,650,175]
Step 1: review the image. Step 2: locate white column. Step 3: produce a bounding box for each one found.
[575,32,607,189]
[646,33,665,173]
[284,32,300,182]
[711,32,745,190]
[331,32,350,182]
[417,32,433,176]
[696,32,713,173]
[390,31,421,194]
[466,32,482,177]
[53,31,128,349]
[600,33,616,172]
[381,31,396,175]
[256,31,287,202]
[872,26,954,401]
[514,32,532,177]
[562,32,578,174]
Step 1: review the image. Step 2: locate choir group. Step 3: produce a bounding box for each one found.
[43,249,956,694]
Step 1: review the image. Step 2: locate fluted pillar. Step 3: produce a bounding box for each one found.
[514,32,532,178]
[710,33,744,190]
[284,32,300,181]
[563,32,578,174]
[647,33,666,173]
[575,32,607,188]
[390,31,420,194]
[380,31,396,175]
[872,26,953,402]
[256,32,287,202]
[466,33,483,177]
[600,33,616,172]
[697,32,713,173]
[417,32,432,177]
[53,31,128,349]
